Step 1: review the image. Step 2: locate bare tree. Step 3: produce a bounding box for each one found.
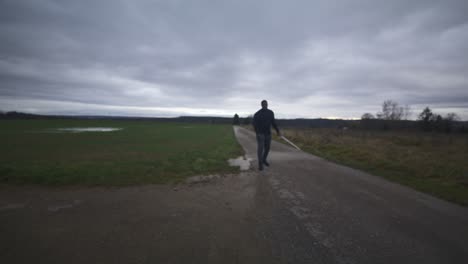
[418,107,434,131]
[376,100,404,120]
[418,107,433,122]
[443,112,461,133]
[445,112,460,122]
[361,113,375,120]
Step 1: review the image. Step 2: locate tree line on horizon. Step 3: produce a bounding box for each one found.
[2,108,466,133]
[232,100,466,133]
[361,100,463,133]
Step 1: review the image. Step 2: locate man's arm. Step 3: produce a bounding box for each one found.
[271,111,280,136]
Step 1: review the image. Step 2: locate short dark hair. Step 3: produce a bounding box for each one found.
[261,100,267,105]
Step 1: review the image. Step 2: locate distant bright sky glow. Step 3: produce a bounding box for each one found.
[1,0,467,119]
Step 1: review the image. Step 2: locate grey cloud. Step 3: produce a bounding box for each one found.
[1,0,468,119]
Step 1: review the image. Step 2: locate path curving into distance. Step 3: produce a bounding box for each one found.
[233,125,468,263]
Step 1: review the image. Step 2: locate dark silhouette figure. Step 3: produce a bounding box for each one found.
[253,100,280,171]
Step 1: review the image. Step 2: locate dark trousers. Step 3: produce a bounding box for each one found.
[256,133,271,165]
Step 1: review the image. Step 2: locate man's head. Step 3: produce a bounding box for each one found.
[261,100,268,109]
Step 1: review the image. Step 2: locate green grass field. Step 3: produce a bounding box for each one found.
[281,128,468,206]
[0,120,242,185]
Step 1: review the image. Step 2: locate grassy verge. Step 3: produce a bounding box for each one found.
[281,128,468,206]
[0,120,242,186]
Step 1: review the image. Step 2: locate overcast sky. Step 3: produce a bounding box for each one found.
[1,0,467,119]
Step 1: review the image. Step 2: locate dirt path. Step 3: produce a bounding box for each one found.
[1,126,468,263]
[0,170,273,264]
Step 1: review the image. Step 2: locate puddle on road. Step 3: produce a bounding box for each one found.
[228,156,251,171]
[55,127,122,133]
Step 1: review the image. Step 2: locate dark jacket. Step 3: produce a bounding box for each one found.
[253,108,279,135]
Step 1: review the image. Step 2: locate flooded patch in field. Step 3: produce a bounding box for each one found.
[56,127,122,133]
[228,156,251,170]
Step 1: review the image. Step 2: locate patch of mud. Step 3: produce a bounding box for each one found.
[0,203,26,211]
[55,127,122,133]
[268,177,280,189]
[304,222,333,248]
[290,206,311,219]
[278,189,295,199]
[185,174,221,184]
[227,156,251,170]
[47,200,82,212]
[294,191,306,200]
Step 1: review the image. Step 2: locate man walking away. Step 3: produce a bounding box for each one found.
[253,100,281,171]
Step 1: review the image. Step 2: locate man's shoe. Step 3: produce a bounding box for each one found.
[259,164,264,171]
[263,160,270,167]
